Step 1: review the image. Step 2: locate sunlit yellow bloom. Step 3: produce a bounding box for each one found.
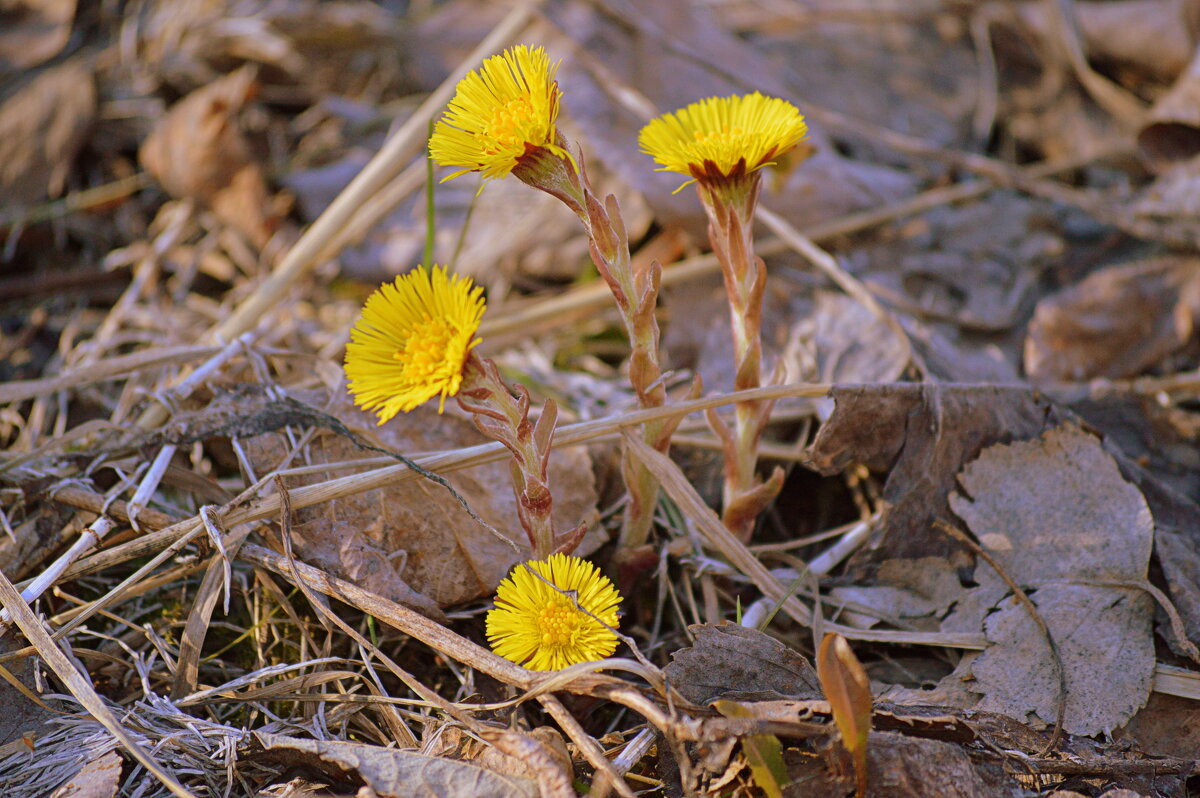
[344,265,484,423]
[638,92,808,190]
[429,44,572,182]
[487,554,621,670]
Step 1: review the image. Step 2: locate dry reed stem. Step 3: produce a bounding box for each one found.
[538,692,638,798]
[50,383,834,586]
[0,344,222,405]
[16,481,1200,703]
[241,541,605,694]
[171,524,253,698]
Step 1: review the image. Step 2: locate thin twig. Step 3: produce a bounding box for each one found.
[539,693,637,798]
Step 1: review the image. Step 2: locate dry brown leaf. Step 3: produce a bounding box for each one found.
[971,586,1153,734]
[664,623,821,706]
[1025,256,1200,382]
[476,726,572,784]
[1016,0,1195,85]
[253,732,539,798]
[949,424,1155,734]
[807,384,1070,562]
[1151,523,1200,655]
[674,284,911,413]
[860,192,1053,335]
[1115,692,1200,758]
[0,637,55,753]
[0,59,94,208]
[139,66,276,247]
[817,633,872,798]
[794,291,911,388]
[1069,391,1200,504]
[245,389,599,609]
[741,7,978,151]
[1130,153,1200,233]
[0,0,76,74]
[0,502,73,580]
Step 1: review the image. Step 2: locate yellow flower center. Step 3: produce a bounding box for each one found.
[394,315,455,381]
[480,96,540,151]
[538,596,584,647]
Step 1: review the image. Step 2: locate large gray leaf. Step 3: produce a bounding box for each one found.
[949,424,1155,734]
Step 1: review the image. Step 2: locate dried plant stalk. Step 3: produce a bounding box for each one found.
[0,568,197,798]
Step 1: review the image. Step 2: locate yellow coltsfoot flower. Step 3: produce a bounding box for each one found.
[429,44,573,183]
[487,554,622,671]
[638,92,808,191]
[344,264,485,423]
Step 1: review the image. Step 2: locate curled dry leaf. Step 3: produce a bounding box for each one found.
[1139,46,1200,170]
[139,66,276,247]
[817,633,872,798]
[949,424,1155,735]
[476,726,572,784]
[0,59,95,209]
[1024,256,1200,382]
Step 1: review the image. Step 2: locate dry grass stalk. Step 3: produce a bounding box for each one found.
[46,382,833,589]
[0,569,197,797]
[0,344,222,405]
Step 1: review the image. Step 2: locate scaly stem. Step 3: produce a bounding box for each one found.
[456,353,583,559]
[514,140,685,553]
[697,176,783,542]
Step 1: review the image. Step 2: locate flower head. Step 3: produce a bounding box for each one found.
[429,44,573,183]
[344,265,485,423]
[487,554,621,670]
[638,92,808,191]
